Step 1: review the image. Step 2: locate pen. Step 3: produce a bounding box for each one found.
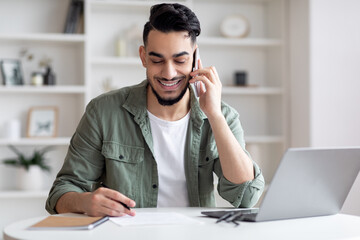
[100,182,131,210]
[225,211,243,223]
[216,212,233,223]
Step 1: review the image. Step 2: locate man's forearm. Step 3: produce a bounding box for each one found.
[208,114,254,184]
[55,192,88,214]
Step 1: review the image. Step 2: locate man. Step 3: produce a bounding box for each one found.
[46,3,264,217]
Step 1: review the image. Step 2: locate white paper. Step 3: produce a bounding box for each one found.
[110,212,203,227]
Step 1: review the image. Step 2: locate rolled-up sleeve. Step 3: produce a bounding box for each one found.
[217,161,265,207]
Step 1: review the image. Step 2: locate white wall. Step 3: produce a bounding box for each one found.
[310,0,360,216]
[290,0,360,216]
[310,0,360,146]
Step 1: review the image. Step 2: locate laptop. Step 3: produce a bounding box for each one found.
[202,147,360,222]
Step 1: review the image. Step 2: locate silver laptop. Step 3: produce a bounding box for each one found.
[203,147,360,222]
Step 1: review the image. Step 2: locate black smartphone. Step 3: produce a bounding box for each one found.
[191,48,201,97]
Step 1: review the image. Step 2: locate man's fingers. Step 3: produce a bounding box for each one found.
[100,187,136,207]
[95,187,136,216]
[100,198,135,217]
[191,66,219,85]
[198,58,203,69]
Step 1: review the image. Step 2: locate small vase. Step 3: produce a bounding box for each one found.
[16,166,43,191]
[44,66,56,85]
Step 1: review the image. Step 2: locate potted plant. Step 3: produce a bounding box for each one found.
[2,145,53,191]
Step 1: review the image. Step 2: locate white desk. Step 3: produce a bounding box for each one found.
[3,208,360,240]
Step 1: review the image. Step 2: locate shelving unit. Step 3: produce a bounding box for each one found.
[0,0,86,202]
[0,137,71,146]
[0,191,48,199]
[0,86,86,94]
[0,0,288,207]
[0,33,85,43]
[91,56,142,66]
[196,0,287,184]
[198,37,282,47]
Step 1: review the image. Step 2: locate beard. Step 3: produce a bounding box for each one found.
[148,75,190,106]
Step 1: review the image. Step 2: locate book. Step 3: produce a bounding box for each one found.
[28,215,109,230]
[64,0,84,34]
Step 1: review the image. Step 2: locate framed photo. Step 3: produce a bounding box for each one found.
[27,106,58,138]
[0,59,24,85]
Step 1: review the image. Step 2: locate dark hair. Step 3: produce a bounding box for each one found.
[143,3,201,46]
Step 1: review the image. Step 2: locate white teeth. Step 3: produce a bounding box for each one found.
[159,80,180,87]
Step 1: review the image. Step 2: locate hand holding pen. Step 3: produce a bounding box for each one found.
[81,182,136,217]
[99,182,136,216]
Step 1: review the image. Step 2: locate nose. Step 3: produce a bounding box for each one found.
[161,61,177,80]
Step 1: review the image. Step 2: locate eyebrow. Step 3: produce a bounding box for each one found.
[149,51,190,58]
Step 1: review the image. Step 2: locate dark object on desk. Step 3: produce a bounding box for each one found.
[234,71,247,86]
[202,208,258,220]
[100,182,131,210]
[28,215,109,230]
[204,209,259,227]
[202,208,258,225]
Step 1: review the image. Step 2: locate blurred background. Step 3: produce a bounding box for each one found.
[0,0,359,233]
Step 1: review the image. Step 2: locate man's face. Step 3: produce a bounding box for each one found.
[140,30,195,106]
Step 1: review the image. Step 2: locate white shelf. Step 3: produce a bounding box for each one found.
[246,136,284,144]
[91,57,142,66]
[0,137,71,146]
[0,191,48,199]
[91,0,188,9]
[0,86,86,94]
[198,37,282,47]
[0,33,85,44]
[222,86,283,95]
[195,0,276,3]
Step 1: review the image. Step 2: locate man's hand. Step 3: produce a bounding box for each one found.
[56,188,136,217]
[189,59,222,120]
[190,60,254,184]
[82,187,136,217]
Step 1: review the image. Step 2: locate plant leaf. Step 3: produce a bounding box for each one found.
[8,145,24,158]
[3,145,53,172]
[3,159,20,167]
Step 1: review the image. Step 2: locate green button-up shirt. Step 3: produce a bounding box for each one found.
[46,80,265,214]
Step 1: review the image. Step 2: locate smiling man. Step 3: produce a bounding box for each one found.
[46,3,265,217]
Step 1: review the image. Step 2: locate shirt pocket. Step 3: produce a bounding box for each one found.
[198,148,218,195]
[101,141,145,198]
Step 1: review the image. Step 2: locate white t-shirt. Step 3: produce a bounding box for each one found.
[147,110,191,207]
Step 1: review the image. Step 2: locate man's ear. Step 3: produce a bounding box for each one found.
[139,45,147,67]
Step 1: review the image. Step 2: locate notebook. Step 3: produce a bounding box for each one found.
[28,215,109,230]
[202,147,360,222]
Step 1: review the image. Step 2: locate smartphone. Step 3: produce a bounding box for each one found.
[191,48,201,98]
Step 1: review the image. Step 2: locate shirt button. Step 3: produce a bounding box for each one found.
[206,157,209,161]
[119,155,124,159]
[152,184,157,189]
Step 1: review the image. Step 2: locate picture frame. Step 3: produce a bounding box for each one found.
[27,106,58,138]
[0,59,24,85]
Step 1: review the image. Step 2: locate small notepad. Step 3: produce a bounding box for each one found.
[28,215,109,230]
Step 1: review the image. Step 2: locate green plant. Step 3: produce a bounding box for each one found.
[2,145,53,172]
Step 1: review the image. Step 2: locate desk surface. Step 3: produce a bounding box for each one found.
[3,208,360,240]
